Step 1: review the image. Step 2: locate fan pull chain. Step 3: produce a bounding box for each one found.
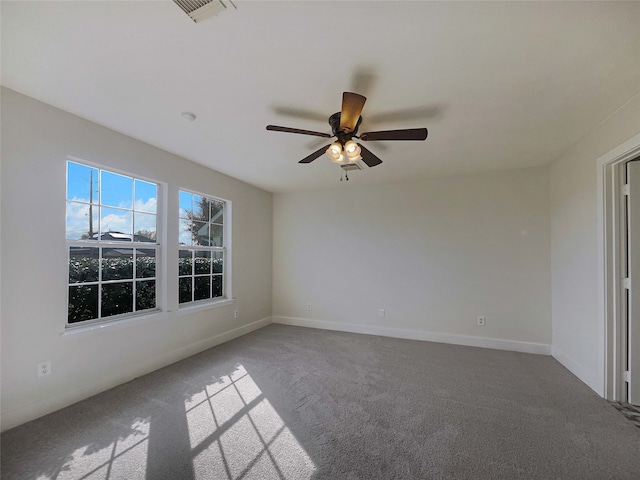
[340,170,343,181]
[345,171,349,181]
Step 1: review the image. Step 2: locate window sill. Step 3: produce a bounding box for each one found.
[177,298,235,316]
[61,299,236,336]
[62,309,166,336]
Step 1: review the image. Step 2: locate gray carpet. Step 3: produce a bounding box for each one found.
[2,324,640,479]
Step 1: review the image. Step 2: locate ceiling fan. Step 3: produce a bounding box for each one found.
[266,92,428,168]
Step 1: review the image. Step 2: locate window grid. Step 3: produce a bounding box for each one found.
[178,190,227,306]
[66,161,159,326]
[179,249,224,303]
[68,244,159,324]
[66,163,157,242]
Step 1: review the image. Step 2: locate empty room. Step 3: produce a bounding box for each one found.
[2,1,640,479]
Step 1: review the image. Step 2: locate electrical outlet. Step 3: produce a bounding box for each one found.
[477,316,486,326]
[234,309,239,319]
[306,303,312,311]
[38,361,51,378]
[378,308,385,318]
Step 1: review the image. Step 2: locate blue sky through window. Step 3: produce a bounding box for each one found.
[179,190,192,218]
[67,162,99,203]
[67,161,157,240]
[101,171,132,209]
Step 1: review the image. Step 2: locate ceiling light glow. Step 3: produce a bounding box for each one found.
[344,140,362,163]
[326,142,343,162]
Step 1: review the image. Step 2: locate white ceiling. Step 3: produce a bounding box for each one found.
[2,1,639,193]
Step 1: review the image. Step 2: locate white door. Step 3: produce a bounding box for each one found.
[625,161,640,404]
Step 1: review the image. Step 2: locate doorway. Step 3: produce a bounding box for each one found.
[601,135,640,403]
[624,160,640,404]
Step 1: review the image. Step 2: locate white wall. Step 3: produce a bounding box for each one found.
[273,167,551,353]
[0,88,273,431]
[550,93,640,396]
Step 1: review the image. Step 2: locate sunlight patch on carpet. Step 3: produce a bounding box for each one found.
[186,364,316,479]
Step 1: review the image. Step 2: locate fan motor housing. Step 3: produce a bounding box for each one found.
[329,112,362,140]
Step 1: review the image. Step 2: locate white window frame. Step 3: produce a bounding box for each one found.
[66,158,163,329]
[178,189,231,308]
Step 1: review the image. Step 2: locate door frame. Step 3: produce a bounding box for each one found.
[599,133,640,401]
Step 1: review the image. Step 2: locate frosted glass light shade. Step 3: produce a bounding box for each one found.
[326,142,343,162]
[344,140,362,163]
[330,153,345,164]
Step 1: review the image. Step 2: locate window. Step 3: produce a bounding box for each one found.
[66,161,159,325]
[178,190,227,305]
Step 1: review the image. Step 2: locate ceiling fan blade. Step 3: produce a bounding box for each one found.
[360,128,428,141]
[306,136,331,151]
[340,92,366,133]
[271,106,327,122]
[358,144,382,168]
[350,66,378,98]
[267,125,332,138]
[299,145,331,164]
[367,105,443,124]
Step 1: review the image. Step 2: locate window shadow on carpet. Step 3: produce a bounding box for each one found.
[0,350,317,480]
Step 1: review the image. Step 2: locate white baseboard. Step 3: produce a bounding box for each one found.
[0,316,272,432]
[552,346,604,397]
[273,316,552,355]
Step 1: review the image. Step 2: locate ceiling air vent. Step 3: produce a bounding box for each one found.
[173,0,236,23]
[341,162,364,172]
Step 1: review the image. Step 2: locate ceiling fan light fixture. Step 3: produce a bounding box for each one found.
[266,90,429,170]
[344,140,362,163]
[326,142,343,162]
[331,153,346,164]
